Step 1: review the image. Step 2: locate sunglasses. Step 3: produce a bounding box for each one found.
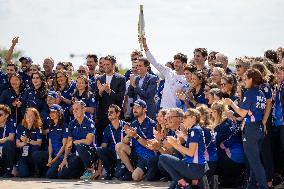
[77,70,86,73]
[131,58,138,61]
[235,64,242,68]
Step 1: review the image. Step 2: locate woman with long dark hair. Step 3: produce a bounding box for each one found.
[32,104,68,178]
[22,71,49,115]
[224,69,268,189]
[0,73,24,123]
[187,71,208,108]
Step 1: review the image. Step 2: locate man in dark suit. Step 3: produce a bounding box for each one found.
[96,55,126,146]
[128,58,158,120]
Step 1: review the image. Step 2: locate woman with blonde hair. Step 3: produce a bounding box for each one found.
[16,107,43,177]
[211,101,245,188]
[196,105,218,188]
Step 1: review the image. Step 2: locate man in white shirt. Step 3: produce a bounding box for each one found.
[140,37,188,109]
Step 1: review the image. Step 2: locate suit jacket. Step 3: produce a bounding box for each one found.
[128,73,158,119]
[95,73,126,120]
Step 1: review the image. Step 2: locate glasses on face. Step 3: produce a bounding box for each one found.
[131,58,138,61]
[77,70,86,73]
[235,64,242,68]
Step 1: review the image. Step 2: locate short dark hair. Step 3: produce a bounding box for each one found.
[86,54,98,63]
[194,48,208,58]
[174,53,188,64]
[109,104,121,113]
[56,62,68,70]
[104,55,116,64]
[264,49,278,64]
[138,57,150,67]
[7,63,18,72]
[245,68,263,87]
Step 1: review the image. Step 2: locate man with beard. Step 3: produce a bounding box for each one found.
[19,56,33,88]
[115,99,156,181]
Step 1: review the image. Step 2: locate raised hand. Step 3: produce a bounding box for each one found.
[12,37,19,45]
[139,36,149,51]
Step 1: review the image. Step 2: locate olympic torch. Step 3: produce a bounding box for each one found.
[138,5,145,51]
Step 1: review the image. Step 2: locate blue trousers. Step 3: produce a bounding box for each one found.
[0,140,16,171]
[58,144,96,179]
[159,154,206,182]
[243,122,268,189]
[17,145,41,177]
[97,147,116,173]
[32,151,63,179]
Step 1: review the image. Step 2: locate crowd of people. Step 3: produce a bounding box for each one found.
[0,36,284,189]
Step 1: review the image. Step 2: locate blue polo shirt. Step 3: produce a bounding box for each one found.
[54,85,74,108]
[102,120,127,151]
[49,125,68,157]
[131,117,156,160]
[16,125,42,148]
[19,71,31,89]
[0,71,8,96]
[260,83,272,100]
[0,119,16,146]
[68,116,96,147]
[0,88,24,121]
[240,86,266,124]
[273,82,284,127]
[188,87,208,108]
[89,75,96,92]
[202,127,218,162]
[183,125,206,165]
[155,79,165,111]
[22,88,49,114]
[214,119,245,164]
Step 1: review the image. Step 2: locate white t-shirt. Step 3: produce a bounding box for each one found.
[146,50,188,108]
[106,75,113,85]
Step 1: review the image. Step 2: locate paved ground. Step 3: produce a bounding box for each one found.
[0,178,169,189]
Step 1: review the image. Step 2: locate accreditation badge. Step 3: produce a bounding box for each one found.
[22,145,29,157]
[0,146,3,158]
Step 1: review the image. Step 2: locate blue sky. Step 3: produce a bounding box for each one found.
[0,0,283,71]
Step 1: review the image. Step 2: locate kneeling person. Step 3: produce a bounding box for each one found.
[97,104,127,180]
[58,101,97,180]
[116,99,156,181]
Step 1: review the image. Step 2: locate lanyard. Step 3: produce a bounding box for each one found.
[2,125,6,139]
[136,125,147,139]
[110,121,124,145]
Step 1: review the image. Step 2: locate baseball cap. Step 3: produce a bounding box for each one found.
[133,99,147,109]
[47,91,59,99]
[19,56,33,63]
[50,104,62,112]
